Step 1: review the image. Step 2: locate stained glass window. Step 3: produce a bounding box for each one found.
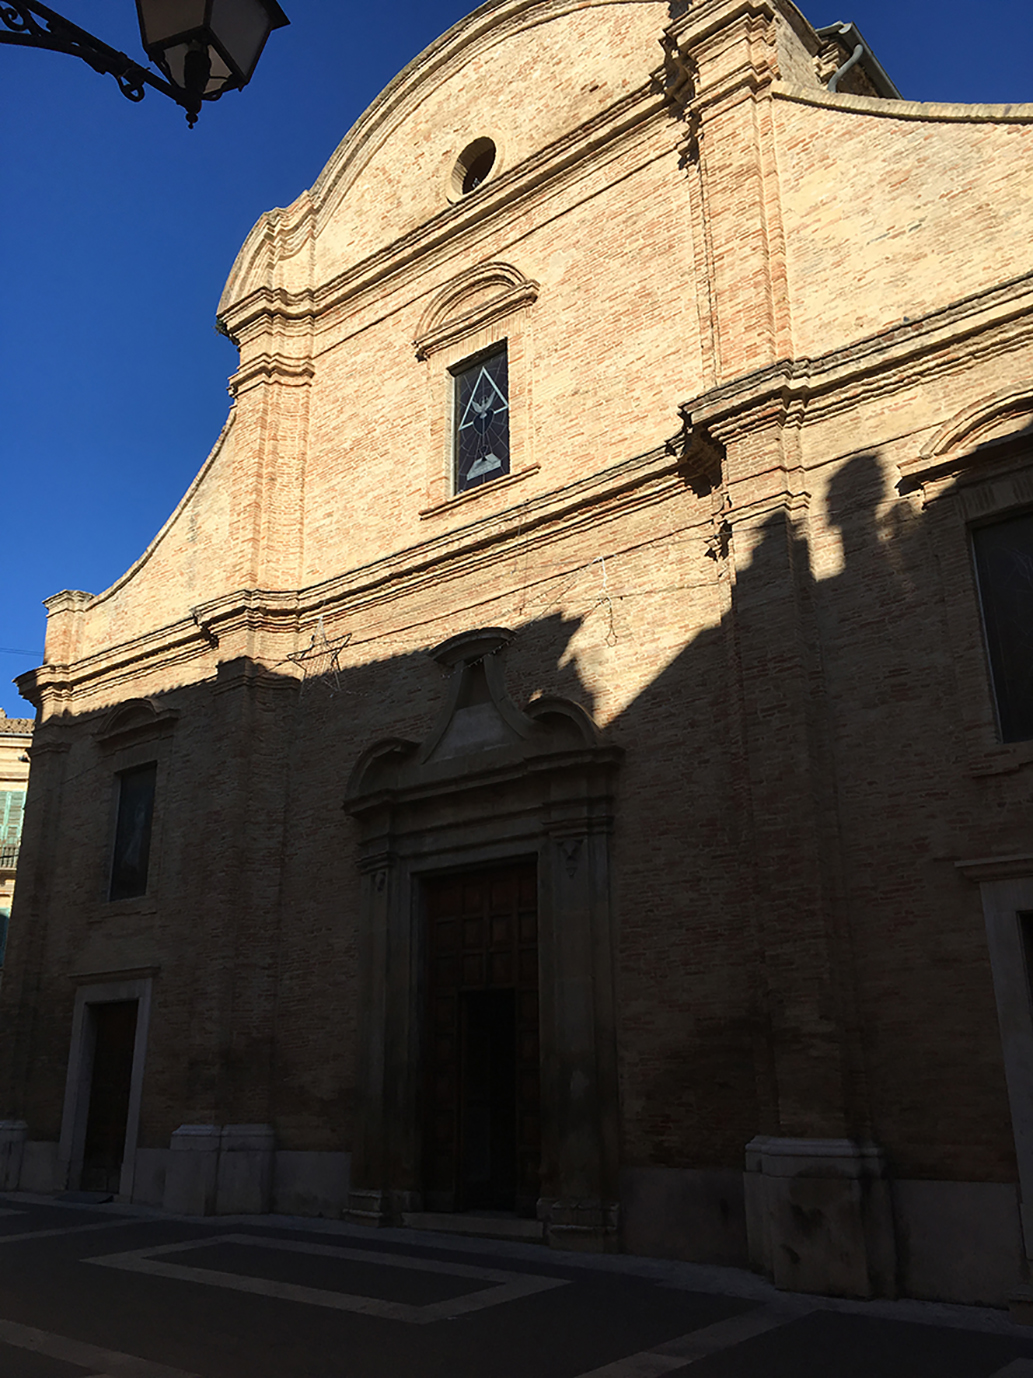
[454,347,510,494]
[972,510,1033,742]
[109,763,157,902]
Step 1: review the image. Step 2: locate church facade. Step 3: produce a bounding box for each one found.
[3,0,1033,1308]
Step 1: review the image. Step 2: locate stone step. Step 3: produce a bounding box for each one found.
[401,1211,545,1242]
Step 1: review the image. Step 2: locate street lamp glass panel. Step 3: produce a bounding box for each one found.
[209,0,275,84]
[136,0,209,48]
[160,41,233,94]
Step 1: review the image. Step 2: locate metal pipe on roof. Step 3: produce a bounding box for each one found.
[815,21,902,99]
[828,40,864,92]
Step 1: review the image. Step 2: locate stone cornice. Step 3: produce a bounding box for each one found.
[683,268,1033,442]
[773,81,1033,125]
[22,425,718,702]
[259,69,1033,359]
[346,746,623,817]
[956,854,1033,882]
[93,699,179,751]
[669,0,782,116]
[42,590,93,615]
[23,737,70,758]
[895,385,1033,496]
[228,353,316,396]
[419,465,540,519]
[276,433,714,623]
[220,287,315,350]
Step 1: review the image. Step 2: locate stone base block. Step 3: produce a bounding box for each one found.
[619,1167,748,1266]
[745,1137,896,1299]
[163,1125,220,1215]
[893,1180,1024,1307]
[0,1121,27,1190]
[216,1125,274,1215]
[132,1148,171,1207]
[539,1198,620,1253]
[20,1141,60,1193]
[1010,1286,1033,1326]
[161,1125,278,1216]
[345,1187,389,1227]
[144,1144,351,1217]
[272,1151,350,1218]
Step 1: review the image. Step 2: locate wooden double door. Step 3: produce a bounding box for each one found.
[423,862,540,1215]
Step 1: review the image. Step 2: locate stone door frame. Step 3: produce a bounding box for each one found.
[58,975,153,1200]
[344,629,622,1251]
[959,854,1033,1259]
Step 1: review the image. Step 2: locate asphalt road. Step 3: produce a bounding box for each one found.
[2,1193,1033,1377]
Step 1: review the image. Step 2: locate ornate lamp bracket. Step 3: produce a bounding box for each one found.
[0,1,200,121]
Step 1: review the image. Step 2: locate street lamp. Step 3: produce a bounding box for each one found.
[136,0,288,108]
[0,0,288,125]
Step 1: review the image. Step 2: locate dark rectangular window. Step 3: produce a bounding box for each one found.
[109,763,156,902]
[972,510,1033,742]
[453,345,509,494]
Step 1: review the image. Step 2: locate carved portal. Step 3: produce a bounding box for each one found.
[344,628,622,1251]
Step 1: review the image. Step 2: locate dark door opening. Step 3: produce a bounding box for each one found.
[424,862,540,1216]
[460,989,516,1209]
[81,1000,138,1194]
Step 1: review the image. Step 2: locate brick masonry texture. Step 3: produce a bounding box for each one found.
[3,0,1033,1301]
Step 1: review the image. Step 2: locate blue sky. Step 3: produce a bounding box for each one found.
[0,0,1028,717]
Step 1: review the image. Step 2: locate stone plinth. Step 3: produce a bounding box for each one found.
[745,1137,896,1298]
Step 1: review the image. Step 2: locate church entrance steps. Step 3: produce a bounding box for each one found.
[401,1210,545,1243]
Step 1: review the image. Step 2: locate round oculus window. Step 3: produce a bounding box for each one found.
[453,138,496,196]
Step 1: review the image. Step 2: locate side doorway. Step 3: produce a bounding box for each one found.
[973,872,1033,1257]
[59,978,152,1199]
[80,1000,138,1194]
[423,862,540,1217]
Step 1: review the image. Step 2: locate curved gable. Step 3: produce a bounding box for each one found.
[220,0,668,311]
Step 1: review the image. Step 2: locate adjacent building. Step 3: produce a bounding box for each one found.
[2,0,1033,1308]
[0,710,32,982]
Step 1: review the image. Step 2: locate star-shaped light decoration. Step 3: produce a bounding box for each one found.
[287,618,352,694]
